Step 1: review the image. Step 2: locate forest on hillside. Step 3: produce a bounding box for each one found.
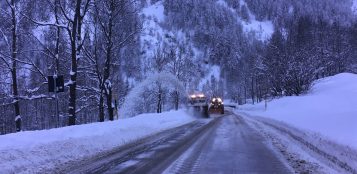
[0,0,356,134]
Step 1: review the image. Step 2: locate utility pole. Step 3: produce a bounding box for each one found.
[54,74,59,128]
[48,75,64,128]
[264,94,268,111]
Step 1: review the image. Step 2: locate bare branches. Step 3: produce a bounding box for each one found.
[24,15,68,29]
[81,0,92,18]
[0,0,141,133]
[19,57,47,81]
[0,29,11,52]
[5,0,14,11]
[0,53,11,70]
[58,0,74,23]
[117,29,142,48]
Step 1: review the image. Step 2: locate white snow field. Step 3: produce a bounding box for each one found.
[0,110,195,173]
[238,73,357,149]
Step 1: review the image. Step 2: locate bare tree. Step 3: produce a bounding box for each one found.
[89,0,139,121]
[0,0,22,131]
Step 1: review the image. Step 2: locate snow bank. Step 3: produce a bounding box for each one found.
[0,110,195,173]
[238,73,357,149]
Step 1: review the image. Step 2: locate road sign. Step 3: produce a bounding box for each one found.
[56,76,64,92]
[48,76,55,92]
[48,75,64,128]
[48,75,64,93]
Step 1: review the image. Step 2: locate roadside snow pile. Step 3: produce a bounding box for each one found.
[0,110,195,173]
[238,73,357,149]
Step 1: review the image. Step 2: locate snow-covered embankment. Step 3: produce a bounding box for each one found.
[238,73,357,149]
[0,110,195,173]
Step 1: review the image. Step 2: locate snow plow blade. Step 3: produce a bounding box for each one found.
[208,107,224,114]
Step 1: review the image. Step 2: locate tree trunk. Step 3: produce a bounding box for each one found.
[107,87,114,121]
[99,89,104,122]
[174,91,179,110]
[251,77,255,104]
[54,0,60,73]
[68,39,78,125]
[104,2,114,121]
[244,85,247,104]
[157,85,162,113]
[10,0,21,132]
[68,0,84,126]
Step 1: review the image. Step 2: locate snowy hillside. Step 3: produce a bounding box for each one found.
[140,1,166,59]
[216,0,274,41]
[139,0,202,73]
[0,110,195,173]
[238,73,357,149]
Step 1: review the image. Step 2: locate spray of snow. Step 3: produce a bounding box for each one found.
[198,65,221,90]
[120,72,186,118]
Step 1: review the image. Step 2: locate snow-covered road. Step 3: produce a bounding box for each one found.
[165,114,291,173]
[61,113,295,174]
[60,119,214,174]
[50,111,357,174]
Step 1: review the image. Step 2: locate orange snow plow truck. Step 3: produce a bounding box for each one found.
[209,97,224,114]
